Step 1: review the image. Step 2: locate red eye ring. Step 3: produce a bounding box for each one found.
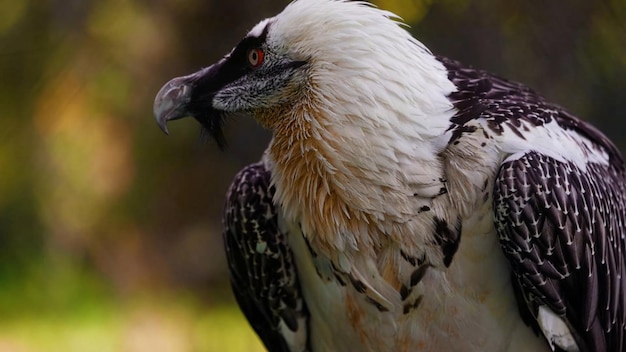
[248,48,264,68]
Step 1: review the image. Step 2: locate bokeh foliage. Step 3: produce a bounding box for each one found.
[0,0,624,350]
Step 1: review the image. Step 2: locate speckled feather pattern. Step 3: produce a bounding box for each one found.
[223,162,309,352]
[442,56,619,168]
[494,152,626,351]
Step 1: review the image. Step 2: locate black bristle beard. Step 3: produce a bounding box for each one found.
[196,112,227,150]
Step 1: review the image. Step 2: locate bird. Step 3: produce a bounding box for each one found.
[153,0,626,351]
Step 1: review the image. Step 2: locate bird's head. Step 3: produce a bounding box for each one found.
[154,0,455,148]
[153,15,308,147]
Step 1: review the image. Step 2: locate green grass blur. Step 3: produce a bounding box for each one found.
[0,259,264,352]
[0,298,264,352]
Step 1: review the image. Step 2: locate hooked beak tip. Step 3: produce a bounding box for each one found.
[158,121,170,135]
[153,76,192,135]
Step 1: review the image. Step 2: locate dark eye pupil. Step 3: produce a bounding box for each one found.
[248,49,262,67]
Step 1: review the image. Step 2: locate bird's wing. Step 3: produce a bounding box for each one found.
[494,150,626,351]
[223,161,309,352]
[438,56,626,351]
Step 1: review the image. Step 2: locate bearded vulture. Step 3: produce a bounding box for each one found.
[153,0,626,351]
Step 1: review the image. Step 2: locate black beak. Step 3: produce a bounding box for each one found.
[153,61,232,147]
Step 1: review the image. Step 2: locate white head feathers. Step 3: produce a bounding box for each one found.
[264,0,457,141]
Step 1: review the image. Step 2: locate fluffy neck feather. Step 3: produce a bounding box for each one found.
[264,0,457,259]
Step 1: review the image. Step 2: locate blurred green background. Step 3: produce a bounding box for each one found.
[0,0,624,351]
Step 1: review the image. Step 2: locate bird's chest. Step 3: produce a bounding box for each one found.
[272,123,554,351]
[403,131,548,350]
[281,217,398,352]
[283,203,548,352]
[411,203,547,351]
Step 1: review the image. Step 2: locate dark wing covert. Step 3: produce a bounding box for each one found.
[223,161,309,352]
[494,151,626,352]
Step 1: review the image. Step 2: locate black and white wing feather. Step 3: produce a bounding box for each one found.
[223,162,310,352]
[442,57,626,351]
[494,152,626,352]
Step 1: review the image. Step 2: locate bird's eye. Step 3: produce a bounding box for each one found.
[247,48,264,68]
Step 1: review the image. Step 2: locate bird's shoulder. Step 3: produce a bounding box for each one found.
[438,55,624,166]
